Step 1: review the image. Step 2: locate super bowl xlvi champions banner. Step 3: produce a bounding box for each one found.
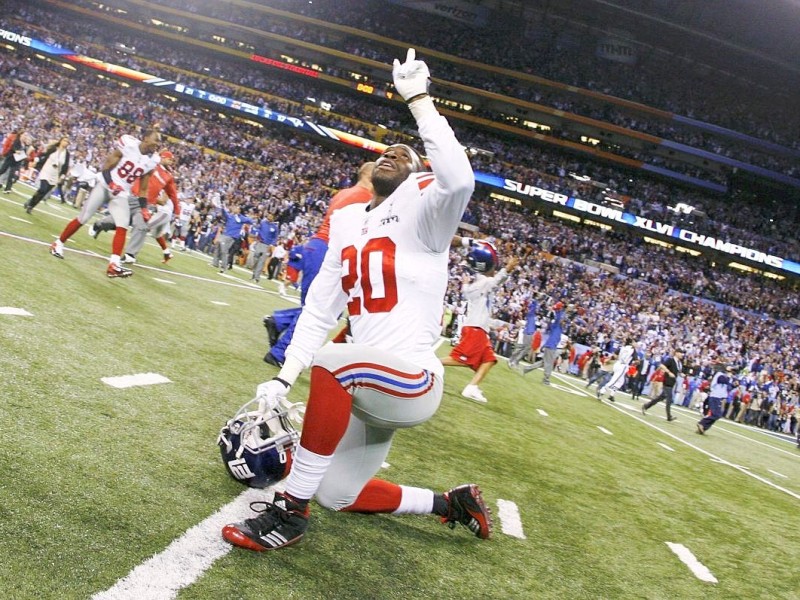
[473,172,800,277]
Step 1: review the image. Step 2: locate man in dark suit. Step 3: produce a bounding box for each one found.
[642,348,684,421]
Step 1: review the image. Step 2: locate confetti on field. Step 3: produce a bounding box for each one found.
[0,307,33,316]
[597,426,613,436]
[101,373,172,389]
[153,278,176,285]
[657,442,675,452]
[211,301,230,306]
[537,409,548,417]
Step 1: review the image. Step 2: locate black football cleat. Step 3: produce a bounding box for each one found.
[441,484,492,539]
[222,491,310,551]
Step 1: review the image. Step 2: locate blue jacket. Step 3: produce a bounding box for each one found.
[221,207,253,239]
[543,309,565,349]
[256,218,279,245]
[523,301,538,335]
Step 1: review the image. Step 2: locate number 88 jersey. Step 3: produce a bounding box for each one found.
[108,135,161,194]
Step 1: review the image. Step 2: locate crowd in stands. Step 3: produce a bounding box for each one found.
[2,46,800,318]
[76,0,799,177]
[9,0,800,189]
[2,5,798,437]
[4,6,800,267]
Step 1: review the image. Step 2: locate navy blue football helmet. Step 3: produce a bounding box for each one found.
[467,240,498,273]
[218,398,303,488]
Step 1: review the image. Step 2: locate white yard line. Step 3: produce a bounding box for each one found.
[0,306,33,316]
[496,499,526,539]
[0,231,301,298]
[101,373,172,389]
[153,278,177,285]
[665,542,718,583]
[92,486,280,600]
[554,373,800,501]
[715,425,800,459]
[768,470,788,479]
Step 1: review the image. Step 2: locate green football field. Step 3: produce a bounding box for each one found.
[1,187,799,600]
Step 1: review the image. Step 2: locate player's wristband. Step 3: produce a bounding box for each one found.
[405,92,429,104]
[461,237,473,248]
[272,376,291,390]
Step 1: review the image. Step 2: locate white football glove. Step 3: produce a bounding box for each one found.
[255,378,290,415]
[392,48,430,102]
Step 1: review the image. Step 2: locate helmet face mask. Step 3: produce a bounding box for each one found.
[218,399,303,488]
[466,241,498,273]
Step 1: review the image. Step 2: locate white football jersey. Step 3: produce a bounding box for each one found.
[286,109,474,378]
[461,269,509,331]
[617,343,635,366]
[178,200,196,223]
[106,135,160,193]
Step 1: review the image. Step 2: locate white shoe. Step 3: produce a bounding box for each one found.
[278,283,287,296]
[49,240,64,259]
[462,385,488,404]
[120,253,136,264]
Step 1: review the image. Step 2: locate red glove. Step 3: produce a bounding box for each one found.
[108,181,124,196]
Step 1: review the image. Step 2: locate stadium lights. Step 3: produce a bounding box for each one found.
[643,236,672,248]
[674,245,701,256]
[583,219,612,230]
[523,120,550,132]
[729,261,760,274]
[60,63,76,71]
[489,192,522,206]
[553,210,581,223]
[727,263,785,280]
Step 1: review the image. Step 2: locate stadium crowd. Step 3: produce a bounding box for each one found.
[4,6,800,268]
[1,5,798,439]
[59,0,799,176]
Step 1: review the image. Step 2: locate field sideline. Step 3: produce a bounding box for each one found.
[1,187,799,600]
